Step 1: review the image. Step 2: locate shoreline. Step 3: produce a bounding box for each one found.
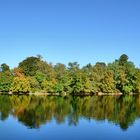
[0,92,139,96]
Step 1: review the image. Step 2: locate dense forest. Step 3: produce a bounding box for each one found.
[0,54,140,95]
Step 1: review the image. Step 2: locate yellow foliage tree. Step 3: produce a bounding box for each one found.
[10,76,31,93]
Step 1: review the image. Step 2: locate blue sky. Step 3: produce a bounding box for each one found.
[0,0,140,68]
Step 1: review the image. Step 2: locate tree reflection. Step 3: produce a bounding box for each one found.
[0,95,140,130]
[0,95,12,120]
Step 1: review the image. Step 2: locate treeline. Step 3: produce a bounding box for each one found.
[0,54,140,95]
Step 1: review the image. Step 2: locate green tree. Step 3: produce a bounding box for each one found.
[68,62,83,94]
[70,70,83,95]
[135,69,140,93]
[18,56,41,76]
[91,62,106,93]
[41,79,57,93]
[28,76,40,92]
[119,54,129,66]
[0,64,13,92]
[100,70,116,93]
[108,56,136,94]
[35,72,46,85]
[1,63,10,72]
[82,76,93,94]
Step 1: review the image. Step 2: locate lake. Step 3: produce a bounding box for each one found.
[0,95,140,140]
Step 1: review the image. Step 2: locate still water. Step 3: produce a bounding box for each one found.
[0,95,140,140]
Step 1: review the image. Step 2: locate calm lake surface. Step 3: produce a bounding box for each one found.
[0,95,140,140]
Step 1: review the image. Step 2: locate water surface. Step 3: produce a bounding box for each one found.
[0,95,140,140]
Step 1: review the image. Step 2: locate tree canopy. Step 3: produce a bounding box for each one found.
[0,54,140,95]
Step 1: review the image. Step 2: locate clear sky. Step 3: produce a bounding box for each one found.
[0,0,140,68]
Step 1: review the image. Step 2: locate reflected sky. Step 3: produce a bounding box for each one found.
[0,116,140,140]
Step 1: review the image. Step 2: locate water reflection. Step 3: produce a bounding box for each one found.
[0,95,140,130]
